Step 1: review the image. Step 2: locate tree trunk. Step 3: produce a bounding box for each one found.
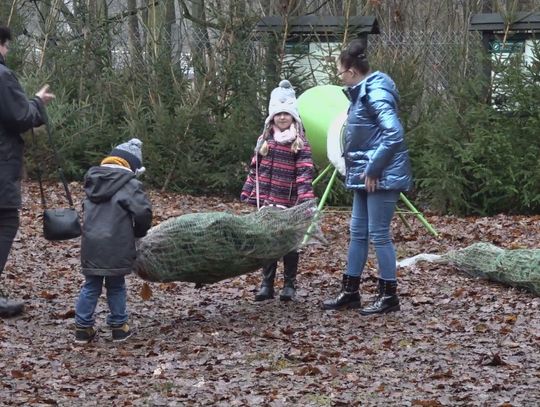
[37,0,56,70]
[127,0,142,64]
[482,0,494,13]
[191,0,212,89]
[164,0,176,60]
[343,0,360,45]
[262,1,280,97]
[98,0,112,69]
[1,0,21,30]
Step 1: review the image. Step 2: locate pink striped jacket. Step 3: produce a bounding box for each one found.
[241,130,315,208]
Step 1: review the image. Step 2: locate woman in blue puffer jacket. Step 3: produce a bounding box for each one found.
[323,39,412,315]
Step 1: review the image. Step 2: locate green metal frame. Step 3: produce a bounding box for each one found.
[303,163,438,244]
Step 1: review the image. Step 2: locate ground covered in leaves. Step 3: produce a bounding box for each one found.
[1,182,539,406]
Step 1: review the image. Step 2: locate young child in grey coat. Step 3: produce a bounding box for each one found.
[74,138,152,343]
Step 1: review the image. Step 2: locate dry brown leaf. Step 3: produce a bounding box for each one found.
[10,370,25,379]
[39,290,58,300]
[140,282,153,301]
[412,400,444,407]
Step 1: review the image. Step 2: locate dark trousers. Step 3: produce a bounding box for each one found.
[0,209,20,276]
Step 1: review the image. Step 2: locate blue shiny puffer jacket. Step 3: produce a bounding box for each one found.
[343,71,412,192]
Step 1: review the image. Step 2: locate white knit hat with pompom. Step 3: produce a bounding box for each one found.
[265,79,301,125]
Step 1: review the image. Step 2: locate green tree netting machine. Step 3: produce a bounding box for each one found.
[297,84,438,239]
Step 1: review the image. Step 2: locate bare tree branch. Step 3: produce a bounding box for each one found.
[177,0,220,30]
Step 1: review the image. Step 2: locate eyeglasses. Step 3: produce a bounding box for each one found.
[337,69,350,76]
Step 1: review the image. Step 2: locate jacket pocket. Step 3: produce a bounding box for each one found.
[0,135,24,161]
[346,151,369,173]
[0,161,23,207]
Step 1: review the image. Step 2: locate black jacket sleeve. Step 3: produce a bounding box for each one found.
[0,69,45,134]
[122,179,153,238]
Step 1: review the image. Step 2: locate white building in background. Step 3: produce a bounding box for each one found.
[469,12,540,109]
[490,37,540,109]
[283,41,343,85]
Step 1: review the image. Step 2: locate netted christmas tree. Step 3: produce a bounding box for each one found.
[134,201,319,285]
[441,243,540,296]
[398,243,540,296]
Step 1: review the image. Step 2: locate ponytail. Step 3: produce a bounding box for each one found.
[258,124,271,156]
[290,122,304,154]
[339,39,370,75]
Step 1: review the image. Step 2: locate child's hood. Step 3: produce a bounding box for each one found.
[84,166,136,203]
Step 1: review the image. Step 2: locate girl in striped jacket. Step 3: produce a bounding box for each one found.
[241,80,315,302]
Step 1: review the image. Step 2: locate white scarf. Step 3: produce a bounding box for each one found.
[272,124,297,145]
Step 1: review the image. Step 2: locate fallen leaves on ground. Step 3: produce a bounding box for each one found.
[0,181,538,406]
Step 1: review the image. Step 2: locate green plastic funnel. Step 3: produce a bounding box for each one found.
[298,85,349,167]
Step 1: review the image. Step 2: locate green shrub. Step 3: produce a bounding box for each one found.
[408,43,540,215]
[18,18,540,215]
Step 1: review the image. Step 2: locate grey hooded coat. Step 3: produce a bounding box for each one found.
[81,166,152,276]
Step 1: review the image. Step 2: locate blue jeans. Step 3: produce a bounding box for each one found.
[346,190,400,281]
[75,275,128,327]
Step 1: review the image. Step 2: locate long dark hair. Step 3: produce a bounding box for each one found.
[339,39,370,75]
[0,25,12,46]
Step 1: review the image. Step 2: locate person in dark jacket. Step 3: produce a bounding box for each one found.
[74,138,152,344]
[322,40,412,315]
[241,80,315,302]
[0,25,55,318]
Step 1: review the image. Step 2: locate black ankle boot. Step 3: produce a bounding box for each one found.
[360,278,400,315]
[280,251,298,301]
[322,274,361,310]
[255,263,277,301]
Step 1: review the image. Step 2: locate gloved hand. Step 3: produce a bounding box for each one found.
[135,166,146,177]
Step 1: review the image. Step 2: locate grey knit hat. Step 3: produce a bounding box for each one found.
[265,79,302,125]
[110,138,143,171]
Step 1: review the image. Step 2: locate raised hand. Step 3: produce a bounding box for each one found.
[35,84,55,105]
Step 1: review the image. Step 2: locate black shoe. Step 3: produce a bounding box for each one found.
[360,279,400,315]
[74,326,97,344]
[255,286,274,301]
[0,291,24,318]
[112,323,133,342]
[322,274,361,310]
